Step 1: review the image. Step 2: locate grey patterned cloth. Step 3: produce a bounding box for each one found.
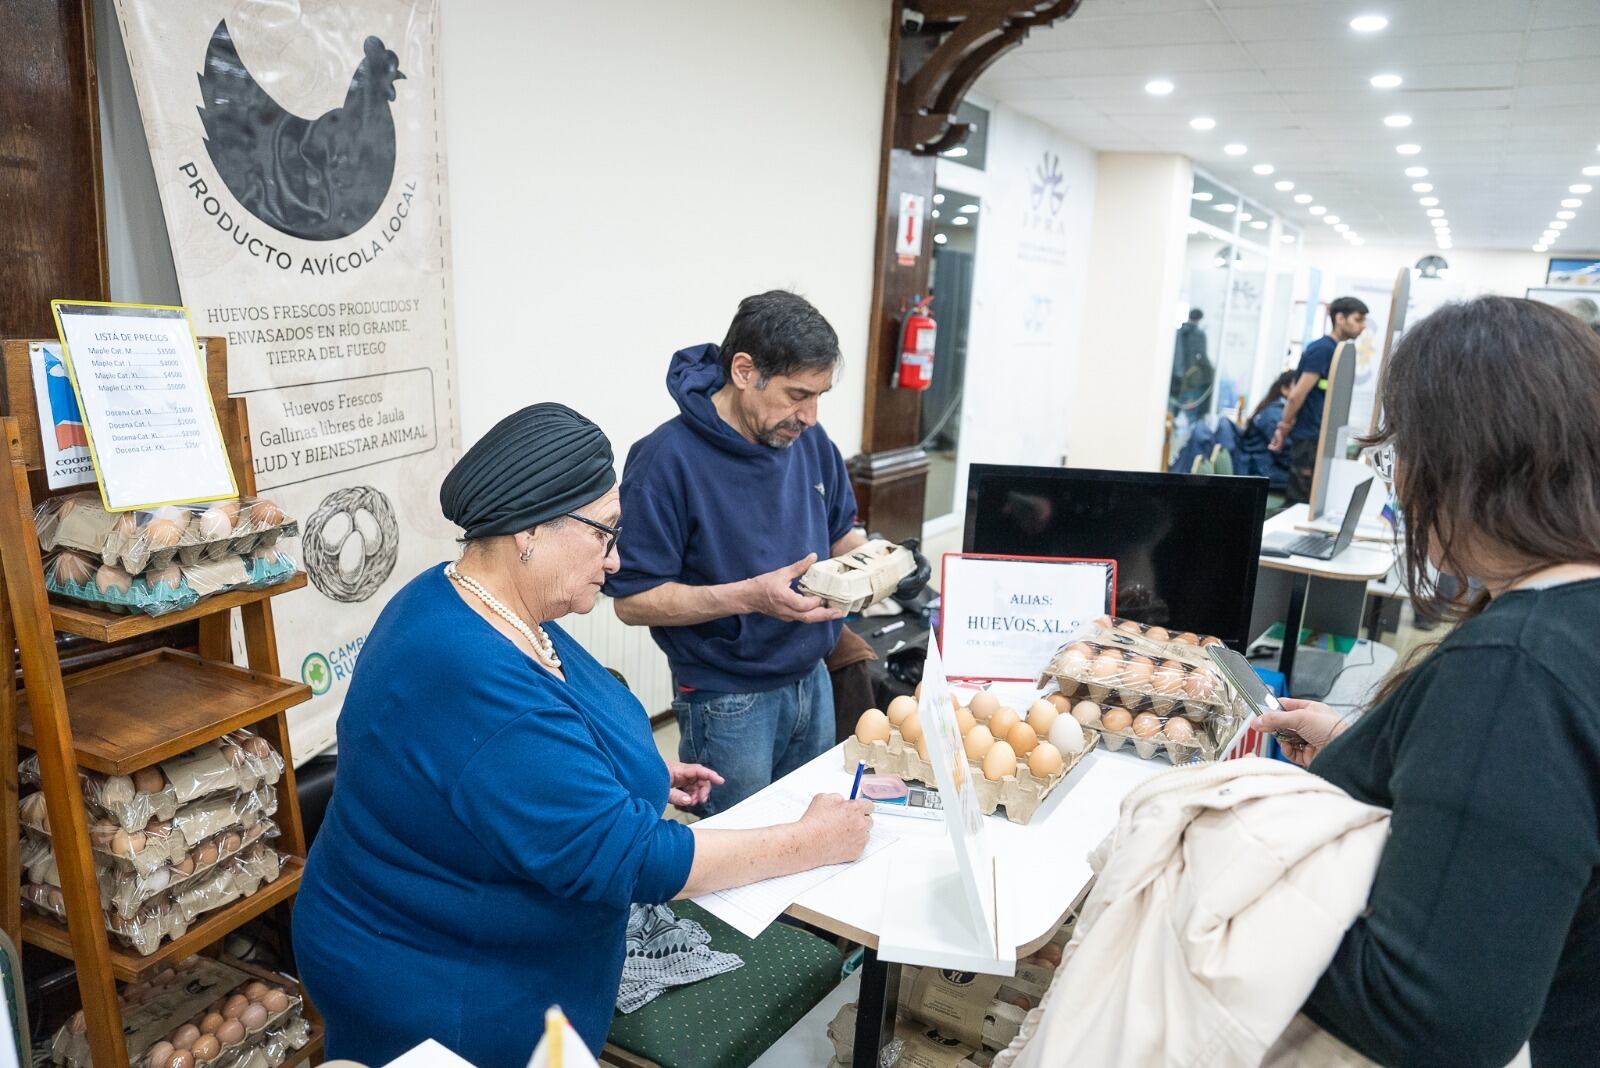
[616,903,744,1014]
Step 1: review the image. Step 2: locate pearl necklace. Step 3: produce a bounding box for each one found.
[446,562,561,668]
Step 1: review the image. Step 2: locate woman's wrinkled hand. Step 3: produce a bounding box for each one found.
[1257,698,1351,768]
[798,792,873,866]
[666,762,724,808]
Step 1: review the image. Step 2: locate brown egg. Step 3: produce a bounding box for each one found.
[1132,712,1163,739]
[222,831,243,854]
[1010,994,1034,1010]
[1102,708,1133,733]
[246,499,284,528]
[987,706,1020,741]
[171,1024,200,1049]
[1152,662,1187,696]
[1070,700,1103,727]
[1144,625,1171,642]
[240,1003,268,1032]
[1034,942,1063,966]
[954,706,976,736]
[1121,659,1155,688]
[1087,655,1123,683]
[1027,741,1064,779]
[145,518,185,550]
[982,740,1018,781]
[199,1013,225,1034]
[1200,635,1224,649]
[1164,717,1196,743]
[899,712,923,746]
[261,990,290,1014]
[146,564,184,592]
[169,1052,194,1068]
[111,829,136,856]
[132,767,165,794]
[172,856,195,876]
[1056,644,1094,676]
[1047,692,1071,713]
[52,551,95,586]
[855,708,891,744]
[1184,670,1219,701]
[20,792,49,829]
[215,1020,245,1048]
[968,691,1000,722]
[1026,699,1059,738]
[146,1042,176,1068]
[190,1035,220,1063]
[244,736,272,759]
[95,564,134,595]
[1092,615,1114,629]
[886,695,917,726]
[215,500,242,524]
[243,981,270,1001]
[913,735,930,761]
[1007,721,1039,757]
[1175,631,1200,645]
[1116,619,1143,635]
[197,507,232,540]
[223,994,250,1019]
[195,842,219,868]
[113,512,141,537]
[913,682,922,700]
[963,724,996,761]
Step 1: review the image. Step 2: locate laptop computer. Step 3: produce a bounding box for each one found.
[1263,478,1374,560]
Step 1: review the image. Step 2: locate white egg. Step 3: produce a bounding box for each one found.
[1048,716,1086,756]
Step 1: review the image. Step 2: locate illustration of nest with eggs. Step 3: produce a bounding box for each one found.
[301,485,399,603]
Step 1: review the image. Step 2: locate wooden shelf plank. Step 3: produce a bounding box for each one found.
[15,648,311,774]
[22,858,303,982]
[49,573,308,643]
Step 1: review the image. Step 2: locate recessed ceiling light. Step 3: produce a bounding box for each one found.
[1309,205,1327,215]
[933,193,945,205]
[1384,114,1412,128]
[1584,167,1600,177]
[1192,191,1214,202]
[1350,237,1366,245]
[1294,193,1313,204]
[1239,212,1254,221]
[1351,14,1389,31]
[1371,73,1403,89]
[1190,116,1216,131]
[1412,183,1434,193]
[1215,203,1237,213]
[931,209,941,219]
[1561,198,1583,208]
[1431,218,1449,227]
[953,216,969,226]
[1426,208,1445,217]
[934,233,949,245]
[1145,79,1175,95]
[1533,244,1548,252]
[960,203,979,213]
[1275,180,1295,191]
[1558,210,1577,220]
[944,146,968,159]
[1419,197,1439,206]
[1253,163,1276,175]
[1251,220,1269,229]
[1396,144,1421,155]
[1280,234,1297,244]
[1551,221,1568,229]
[1324,215,1341,224]
[1405,166,1429,178]
[1224,143,1248,156]
[1334,223,1350,232]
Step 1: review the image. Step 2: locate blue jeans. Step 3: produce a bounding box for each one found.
[674,660,834,817]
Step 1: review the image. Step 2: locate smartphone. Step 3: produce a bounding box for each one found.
[1205,645,1304,748]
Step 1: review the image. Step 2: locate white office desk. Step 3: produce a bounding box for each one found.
[1260,504,1395,690]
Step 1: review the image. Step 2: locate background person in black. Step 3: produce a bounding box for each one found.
[1259,297,1600,1067]
[1270,295,1369,504]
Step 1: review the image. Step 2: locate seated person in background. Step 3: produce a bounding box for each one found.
[1237,371,1295,490]
[293,403,872,1068]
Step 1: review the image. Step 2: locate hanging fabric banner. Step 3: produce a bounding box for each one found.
[111,0,461,761]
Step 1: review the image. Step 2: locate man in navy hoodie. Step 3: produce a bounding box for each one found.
[608,291,864,815]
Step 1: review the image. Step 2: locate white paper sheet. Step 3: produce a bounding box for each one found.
[692,783,900,938]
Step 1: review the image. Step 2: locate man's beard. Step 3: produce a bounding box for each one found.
[756,420,806,448]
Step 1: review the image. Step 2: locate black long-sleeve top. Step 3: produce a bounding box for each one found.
[1306,579,1600,1067]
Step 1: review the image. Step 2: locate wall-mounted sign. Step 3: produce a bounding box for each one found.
[896,192,926,264]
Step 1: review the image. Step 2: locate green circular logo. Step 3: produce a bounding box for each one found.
[301,652,334,696]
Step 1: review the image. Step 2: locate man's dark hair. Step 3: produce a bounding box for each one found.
[1188,308,1204,322]
[719,290,841,382]
[1329,296,1370,321]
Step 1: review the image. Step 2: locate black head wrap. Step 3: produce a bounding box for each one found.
[440,403,616,539]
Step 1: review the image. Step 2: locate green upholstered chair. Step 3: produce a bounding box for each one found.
[1210,444,1235,476]
[602,902,842,1068]
[1,928,27,1066]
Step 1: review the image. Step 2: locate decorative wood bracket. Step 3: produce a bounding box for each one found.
[896,1,1082,154]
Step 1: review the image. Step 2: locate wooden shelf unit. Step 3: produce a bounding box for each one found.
[0,337,320,1068]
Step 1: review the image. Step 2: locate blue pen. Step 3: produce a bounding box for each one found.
[848,760,866,800]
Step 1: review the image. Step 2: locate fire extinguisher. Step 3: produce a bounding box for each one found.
[895,296,937,391]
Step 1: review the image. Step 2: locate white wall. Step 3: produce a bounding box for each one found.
[441,0,891,462]
[1303,242,1600,300]
[933,102,1097,532]
[1068,153,1192,472]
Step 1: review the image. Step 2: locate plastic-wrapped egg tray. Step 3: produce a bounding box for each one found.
[36,493,299,574]
[1065,699,1223,764]
[21,730,283,833]
[1083,614,1225,659]
[842,720,1094,826]
[45,546,299,617]
[1041,638,1229,720]
[49,955,310,1068]
[23,843,285,956]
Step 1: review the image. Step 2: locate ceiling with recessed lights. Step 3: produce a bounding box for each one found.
[974,0,1600,253]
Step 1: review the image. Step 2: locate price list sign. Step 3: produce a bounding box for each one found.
[51,301,237,511]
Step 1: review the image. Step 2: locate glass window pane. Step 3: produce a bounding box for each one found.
[1191,173,1237,226]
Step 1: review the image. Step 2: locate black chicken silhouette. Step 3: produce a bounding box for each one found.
[197,20,405,242]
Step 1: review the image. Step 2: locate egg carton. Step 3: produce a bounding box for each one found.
[23,844,285,956]
[50,956,308,1068]
[1074,704,1229,764]
[21,817,278,917]
[45,548,299,617]
[799,539,916,613]
[1039,638,1232,720]
[35,493,299,575]
[1082,614,1226,661]
[842,724,1094,826]
[22,735,283,835]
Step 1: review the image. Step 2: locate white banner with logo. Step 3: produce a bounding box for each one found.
[112,0,461,760]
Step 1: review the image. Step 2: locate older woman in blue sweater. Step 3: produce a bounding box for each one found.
[294,403,871,1068]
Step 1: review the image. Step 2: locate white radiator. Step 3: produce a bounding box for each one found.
[563,595,676,717]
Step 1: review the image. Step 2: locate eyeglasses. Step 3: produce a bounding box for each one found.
[565,512,620,554]
[1362,442,1396,486]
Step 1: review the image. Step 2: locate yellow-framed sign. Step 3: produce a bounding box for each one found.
[49,300,238,511]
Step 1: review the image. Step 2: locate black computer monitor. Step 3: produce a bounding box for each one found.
[962,464,1269,651]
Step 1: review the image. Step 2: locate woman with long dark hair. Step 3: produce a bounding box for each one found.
[1259,296,1600,1066]
[1238,370,1297,489]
